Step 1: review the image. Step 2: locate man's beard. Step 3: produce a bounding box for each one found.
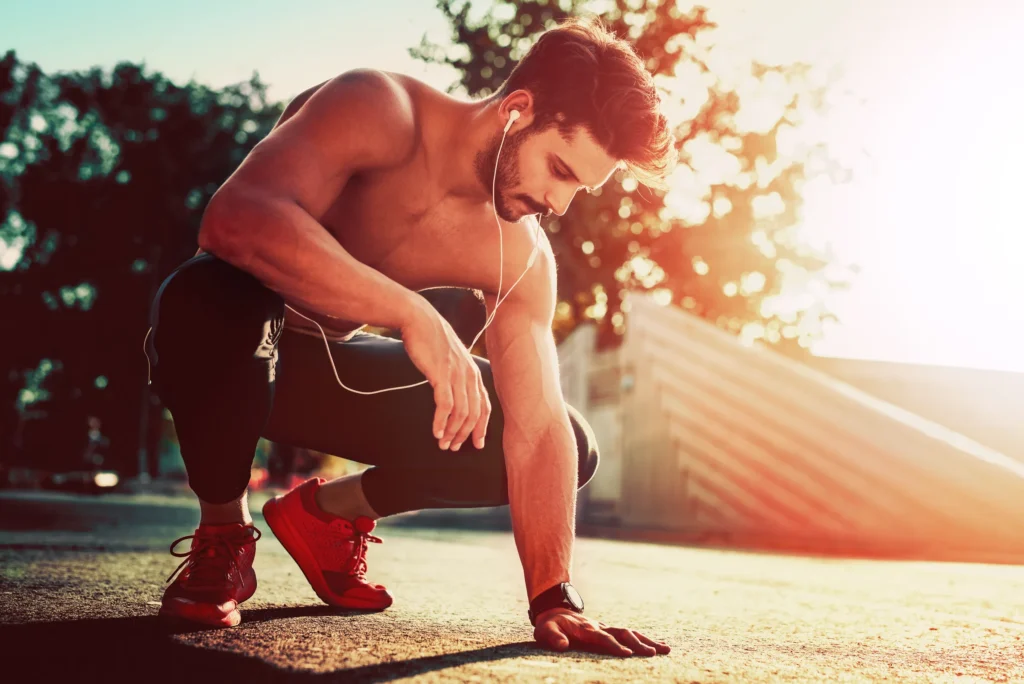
[474,128,533,222]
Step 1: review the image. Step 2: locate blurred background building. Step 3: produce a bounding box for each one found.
[561,294,1024,562]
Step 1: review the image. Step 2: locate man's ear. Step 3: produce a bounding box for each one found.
[502,89,536,128]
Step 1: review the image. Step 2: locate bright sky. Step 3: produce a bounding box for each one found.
[4,0,1023,372]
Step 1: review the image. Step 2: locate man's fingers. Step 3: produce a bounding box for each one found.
[440,366,468,449]
[632,630,672,654]
[569,623,632,657]
[534,614,670,658]
[450,365,481,451]
[432,383,453,443]
[606,628,657,656]
[534,620,570,652]
[588,630,633,657]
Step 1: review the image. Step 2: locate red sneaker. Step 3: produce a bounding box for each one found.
[159,522,261,627]
[262,478,393,610]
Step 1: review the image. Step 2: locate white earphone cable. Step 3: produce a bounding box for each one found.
[143,109,537,396]
[290,108,537,394]
[283,306,430,395]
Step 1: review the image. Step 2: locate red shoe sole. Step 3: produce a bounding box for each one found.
[158,598,241,627]
[262,497,393,610]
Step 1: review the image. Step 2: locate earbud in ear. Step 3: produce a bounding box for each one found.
[504,109,520,133]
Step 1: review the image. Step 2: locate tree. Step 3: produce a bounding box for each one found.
[0,51,283,475]
[411,0,853,352]
[0,0,857,476]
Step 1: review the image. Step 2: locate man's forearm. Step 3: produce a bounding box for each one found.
[505,413,579,602]
[199,192,422,331]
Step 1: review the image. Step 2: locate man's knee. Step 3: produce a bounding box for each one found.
[567,404,599,489]
[150,253,284,372]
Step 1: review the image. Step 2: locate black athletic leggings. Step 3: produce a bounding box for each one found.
[146,253,599,515]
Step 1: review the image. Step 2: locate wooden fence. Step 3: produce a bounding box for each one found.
[559,294,1024,562]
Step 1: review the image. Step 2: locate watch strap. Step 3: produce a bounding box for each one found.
[528,582,583,625]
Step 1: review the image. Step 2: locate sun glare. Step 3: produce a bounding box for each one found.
[656,1,1024,371]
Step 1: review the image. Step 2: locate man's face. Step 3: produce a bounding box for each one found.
[476,122,619,223]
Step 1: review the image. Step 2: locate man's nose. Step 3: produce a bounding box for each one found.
[546,189,577,217]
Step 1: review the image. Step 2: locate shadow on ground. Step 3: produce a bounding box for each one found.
[2,606,540,683]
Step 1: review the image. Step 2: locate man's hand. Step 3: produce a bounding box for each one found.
[533,608,671,657]
[401,296,491,452]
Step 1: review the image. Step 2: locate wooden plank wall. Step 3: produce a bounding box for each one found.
[561,294,1024,562]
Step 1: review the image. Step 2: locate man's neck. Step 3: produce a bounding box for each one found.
[429,96,501,205]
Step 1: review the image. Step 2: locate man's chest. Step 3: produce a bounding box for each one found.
[319,176,507,295]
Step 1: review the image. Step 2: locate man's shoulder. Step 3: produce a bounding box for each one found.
[317,69,416,119]
[283,69,418,168]
[331,69,434,123]
[375,69,448,105]
[324,69,442,153]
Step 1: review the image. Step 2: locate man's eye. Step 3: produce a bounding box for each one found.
[553,166,570,180]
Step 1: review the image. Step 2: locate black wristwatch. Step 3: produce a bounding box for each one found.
[528,582,584,625]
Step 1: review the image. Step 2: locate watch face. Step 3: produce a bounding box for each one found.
[563,583,584,611]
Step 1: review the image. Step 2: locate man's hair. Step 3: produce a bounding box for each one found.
[496,15,677,190]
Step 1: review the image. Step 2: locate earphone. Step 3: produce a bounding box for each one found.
[142,109,539,393]
[505,108,520,128]
[142,109,539,394]
[278,107,541,395]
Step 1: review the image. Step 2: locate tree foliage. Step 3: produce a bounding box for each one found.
[0,51,282,473]
[412,0,852,350]
[0,0,854,475]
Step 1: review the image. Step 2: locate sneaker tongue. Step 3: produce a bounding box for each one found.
[186,526,250,583]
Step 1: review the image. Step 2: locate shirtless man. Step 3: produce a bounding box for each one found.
[146,17,675,656]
